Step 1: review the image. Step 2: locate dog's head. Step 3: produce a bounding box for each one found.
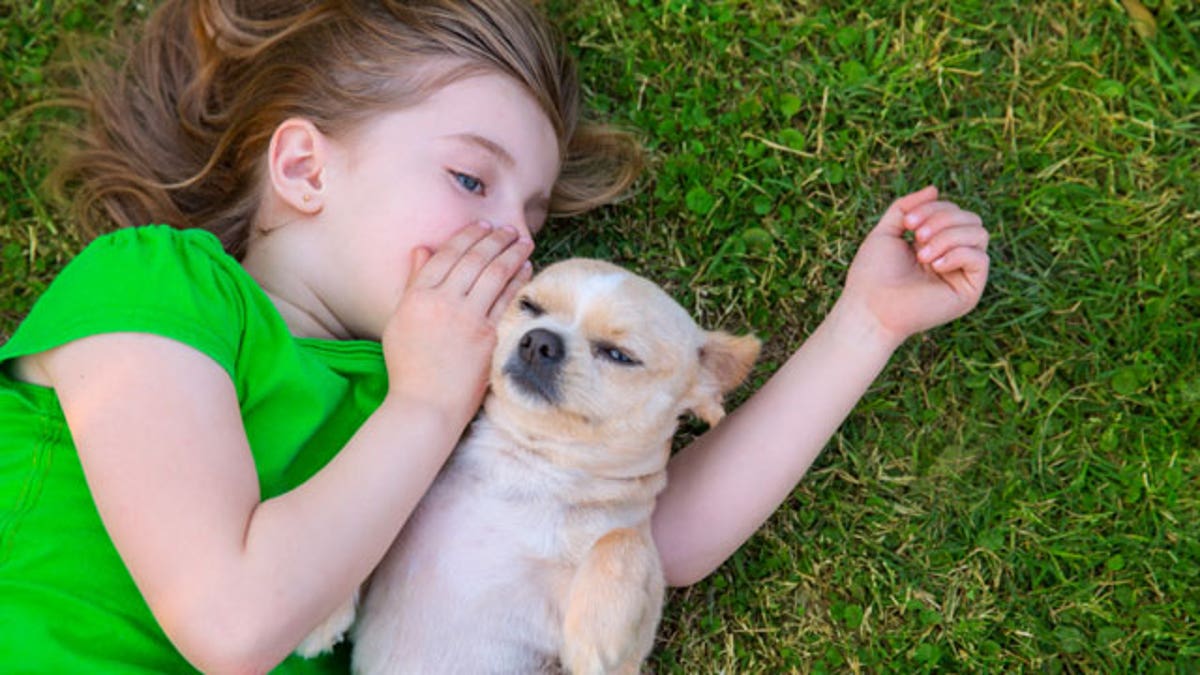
[485,258,760,474]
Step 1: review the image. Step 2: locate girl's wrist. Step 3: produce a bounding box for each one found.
[826,293,908,359]
[376,389,469,437]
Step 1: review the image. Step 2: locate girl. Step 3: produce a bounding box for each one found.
[0,0,989,673]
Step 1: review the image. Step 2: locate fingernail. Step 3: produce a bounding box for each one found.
[905,213,920,226]
[479,220,495,230]
[933,256,947,268]
[917,226,931,241]
[919,246,932,261]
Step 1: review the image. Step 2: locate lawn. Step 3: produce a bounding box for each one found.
[3,0,1198,672]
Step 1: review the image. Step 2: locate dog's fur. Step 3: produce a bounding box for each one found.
[300,258,760,674]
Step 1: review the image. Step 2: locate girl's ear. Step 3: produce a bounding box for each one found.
[267,117,329,215]
[685,331,762,427]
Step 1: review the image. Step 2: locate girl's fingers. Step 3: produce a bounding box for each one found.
[441,226,524,296]
[915,223,990,265]
[873,185,939,237]
[894,185,940,213]
[406,246,433,289]
[464,237,533,314]
[931,246,990,292]
[904,201,981,235]
[410,222,495,289]
[487,261,534,323]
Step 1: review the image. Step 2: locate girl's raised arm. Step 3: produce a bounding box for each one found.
[653,186,990,586]
[652,297,898,587]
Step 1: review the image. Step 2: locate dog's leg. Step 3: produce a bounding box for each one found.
[295,590,358,658]
[561,527,664,675]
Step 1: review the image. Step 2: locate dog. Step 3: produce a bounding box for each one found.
[300,258,760,674]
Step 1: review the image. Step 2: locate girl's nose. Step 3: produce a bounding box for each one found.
[486,208,533,242]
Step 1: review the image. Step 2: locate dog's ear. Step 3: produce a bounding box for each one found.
[685,331,762,427]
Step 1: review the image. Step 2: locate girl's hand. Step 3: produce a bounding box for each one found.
[381,222,533,425]
[842,186,990,346]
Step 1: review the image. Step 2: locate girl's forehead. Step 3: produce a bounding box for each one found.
[436,75,560,168]
[337,71,561,195]
[423,73,554,128]
[363,73,559,153]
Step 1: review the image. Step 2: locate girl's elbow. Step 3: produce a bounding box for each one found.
[654,524,721,587]
[661,551,719,588]
[176,625,286,675]
[159,597,290,675]
[664,568,711,588]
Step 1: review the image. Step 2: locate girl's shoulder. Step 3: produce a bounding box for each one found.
[74,224,236,279]
[43,224,240,292]
[0,225,283,379]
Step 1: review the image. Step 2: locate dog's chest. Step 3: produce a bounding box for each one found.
[429,424,656,562]
[353,418,662,673]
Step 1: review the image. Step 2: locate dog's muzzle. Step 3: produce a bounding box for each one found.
[503,328,564,403]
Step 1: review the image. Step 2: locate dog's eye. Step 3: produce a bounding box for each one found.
[519,298,544,316]
[594,343,641,366]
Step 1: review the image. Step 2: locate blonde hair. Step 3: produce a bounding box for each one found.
[49,0,643,258]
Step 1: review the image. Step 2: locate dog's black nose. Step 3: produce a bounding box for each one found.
[519,328,564,365]
[506,328,565,403]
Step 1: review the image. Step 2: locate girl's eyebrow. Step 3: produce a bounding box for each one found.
[443,133,515,167]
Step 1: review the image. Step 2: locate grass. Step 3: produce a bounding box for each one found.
[3,0,1198,672]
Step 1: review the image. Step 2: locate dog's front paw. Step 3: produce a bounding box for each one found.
[561,643,618,675]
[562,528,663,675]
[295,591,358,658]
[562,641,644,675]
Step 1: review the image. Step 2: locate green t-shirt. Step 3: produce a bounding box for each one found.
[0,226,388,673]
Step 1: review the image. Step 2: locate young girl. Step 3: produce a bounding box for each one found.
[0,0,989,672]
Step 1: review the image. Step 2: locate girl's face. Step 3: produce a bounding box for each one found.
[312,72,561,339]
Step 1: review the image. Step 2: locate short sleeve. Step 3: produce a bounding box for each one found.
[0,226,256,380]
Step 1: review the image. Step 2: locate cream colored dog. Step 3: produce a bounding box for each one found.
[302,258,759,674]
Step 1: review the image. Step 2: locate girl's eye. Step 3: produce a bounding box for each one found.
[594,343,640,367]
[519,298,544,316]
[451,171,485,195]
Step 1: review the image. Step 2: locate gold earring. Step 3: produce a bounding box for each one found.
[302,194,312,203]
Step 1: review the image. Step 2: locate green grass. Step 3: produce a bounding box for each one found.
[4,0,1198,672]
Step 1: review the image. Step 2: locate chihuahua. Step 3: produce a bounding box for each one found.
[301,258,759,674]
